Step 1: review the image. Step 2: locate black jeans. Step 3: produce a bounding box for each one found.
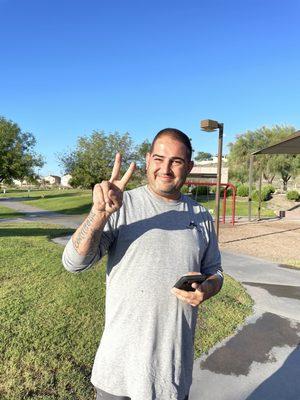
[95,387,189,400]
[95,387,130,400]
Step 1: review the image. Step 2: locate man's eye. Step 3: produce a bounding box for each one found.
[173,160,183,165]
[154,157,163,162]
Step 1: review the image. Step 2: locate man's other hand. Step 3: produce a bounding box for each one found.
[171,271,222,307]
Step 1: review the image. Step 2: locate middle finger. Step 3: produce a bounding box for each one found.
[109,153,121,183]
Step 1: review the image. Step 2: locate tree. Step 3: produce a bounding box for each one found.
[0,116,44,183]
[270,154,300,191]
[227,125,298,185]
[58,130,137,188]
[194,151,213,162]
[133,139,151,170]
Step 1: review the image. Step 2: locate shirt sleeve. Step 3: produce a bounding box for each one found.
[200,212,223,281]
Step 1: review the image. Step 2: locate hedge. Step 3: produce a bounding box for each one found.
[286,190,300,201]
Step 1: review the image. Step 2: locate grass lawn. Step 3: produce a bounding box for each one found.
[0,222,104,399]
[196,196,275,218]
[1,222,253,399]
[22,192,92,215]
[0,205,25,219]
[0,189,60,198]
[285,259,300,269]
[1,189,92,216]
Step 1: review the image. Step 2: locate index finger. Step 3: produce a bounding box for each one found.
[119,162,136,190]
[109,153,121,183]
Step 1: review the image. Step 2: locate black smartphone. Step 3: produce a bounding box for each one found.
[174,274,207,292]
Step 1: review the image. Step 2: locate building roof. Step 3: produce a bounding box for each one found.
[252,131,300,155]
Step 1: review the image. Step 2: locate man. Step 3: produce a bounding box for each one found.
[62,128,223,400]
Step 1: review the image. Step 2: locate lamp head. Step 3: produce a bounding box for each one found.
[201,119,220,132]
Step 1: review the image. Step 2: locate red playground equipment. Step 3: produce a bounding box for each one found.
[185,181,237,225]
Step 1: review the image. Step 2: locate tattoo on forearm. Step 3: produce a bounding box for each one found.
[74,211,100,252]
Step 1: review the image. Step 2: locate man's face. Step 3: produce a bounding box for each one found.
[146,136,194,200]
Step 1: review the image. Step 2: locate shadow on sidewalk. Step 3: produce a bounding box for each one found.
[0,226,74,238]
[222,226,300,244]
[246,346,300,400]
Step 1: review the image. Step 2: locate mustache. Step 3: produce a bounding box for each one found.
[156,173,174,177]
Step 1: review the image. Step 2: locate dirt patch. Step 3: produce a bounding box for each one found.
[219,219,300,266]
[266,194,298,211]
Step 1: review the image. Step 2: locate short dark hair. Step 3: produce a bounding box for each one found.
[150,128,192,161]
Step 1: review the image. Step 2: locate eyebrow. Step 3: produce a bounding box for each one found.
[152,154,186,163]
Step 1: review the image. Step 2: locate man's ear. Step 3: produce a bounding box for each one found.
[187,160,194,174]
[146,152,151,170]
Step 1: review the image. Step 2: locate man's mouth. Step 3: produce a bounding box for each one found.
[157,175,174,181]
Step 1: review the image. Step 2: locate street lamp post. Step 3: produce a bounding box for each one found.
[200,119,224,240]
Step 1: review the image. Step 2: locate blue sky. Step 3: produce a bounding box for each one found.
[1,0,300,176]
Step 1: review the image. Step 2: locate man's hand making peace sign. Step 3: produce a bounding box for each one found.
[72,153,135,256]
[92,153,136,215]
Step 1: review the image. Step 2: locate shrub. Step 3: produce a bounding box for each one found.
[211,186,233,197]
[191,186,210,197]
[181,185,190,194]
[252,185,274,202]
[125,181,142,190]
[237,184,249,197]
[264,184,275,194]
[232,181,242,188]
[286,190,300,201]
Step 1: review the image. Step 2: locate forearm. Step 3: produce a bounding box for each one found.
[72,207,111,256]
[198,273,223,302]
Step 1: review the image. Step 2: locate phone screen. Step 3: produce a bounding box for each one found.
[174,274,207,291]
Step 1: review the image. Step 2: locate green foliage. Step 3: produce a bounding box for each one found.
[227,125,298,184]
[210,185,233,197]
[5,189,94,215]
[0,116,44,183]
[0,205,25,219]
[180,185,190,194]
[191,185,210,197]
[252,186,274,201]
[58,131,146,189]
[237,184,250,197]
[196,197,275,217]
[194,151,213,162]
[131,139,151,183]
[270,155,300,191]
[133,139,151,170]
[125,180,142,191]
[286,190,300,201]
[263,184,275,194]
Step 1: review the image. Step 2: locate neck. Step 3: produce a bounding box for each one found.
[147,185,181,201]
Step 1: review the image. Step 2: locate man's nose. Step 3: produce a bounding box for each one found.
[161,159,172,174]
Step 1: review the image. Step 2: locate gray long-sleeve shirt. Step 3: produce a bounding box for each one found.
[62,185,222,400]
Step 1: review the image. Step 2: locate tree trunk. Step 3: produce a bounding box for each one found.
[263,173,275,184]
[282,176,291,191]
[268,175,275,184]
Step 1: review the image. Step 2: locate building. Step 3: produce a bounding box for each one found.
[61,174,72,187]
[188,157,228,183]
[12,179,29,187]
[44,175,61,185]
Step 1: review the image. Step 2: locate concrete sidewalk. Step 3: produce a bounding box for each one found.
[190,251,300,400]
[2,197,300,399]
[0,197,83,229]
